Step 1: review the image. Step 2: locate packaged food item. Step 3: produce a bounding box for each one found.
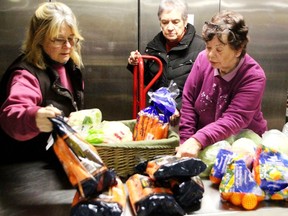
[219,159,265,210]
[210,145,254,185]
[133,105,169,141]
[126,174,185,216]
[136,155,206,180]
[50,116,117,198]
[68,108,102,127]
[209,148,234,184]
[133,81,179,141]
[262,129,288,156]
[170,176,204,211]
[70,177,126,216]
[198,140,231,178]
[101,121,133,143]
[253,145,288,197]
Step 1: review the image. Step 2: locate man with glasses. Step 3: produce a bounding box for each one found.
[127,0,205,126]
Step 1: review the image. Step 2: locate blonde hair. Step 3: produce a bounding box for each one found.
[22,2,84,69]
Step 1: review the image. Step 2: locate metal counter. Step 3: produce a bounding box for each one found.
[0,161,287,216]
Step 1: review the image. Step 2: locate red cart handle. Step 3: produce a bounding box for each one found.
[133,55,163,119]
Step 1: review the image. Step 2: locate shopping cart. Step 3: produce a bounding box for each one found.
[132,55,163,118]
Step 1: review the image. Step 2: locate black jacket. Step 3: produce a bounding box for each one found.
[128,23,205,110]
[0,54,84,163]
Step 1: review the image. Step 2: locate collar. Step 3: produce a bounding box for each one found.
[214,57,245,81]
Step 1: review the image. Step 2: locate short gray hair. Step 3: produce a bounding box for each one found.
[158,0,188,21]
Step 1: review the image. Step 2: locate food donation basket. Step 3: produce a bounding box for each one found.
[92,119,179,178]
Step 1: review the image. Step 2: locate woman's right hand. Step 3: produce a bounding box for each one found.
[175,137,202,158]
[128,50,141,65]
[35,105,62,132]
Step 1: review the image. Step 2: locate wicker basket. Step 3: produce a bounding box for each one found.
[93,119,179,178]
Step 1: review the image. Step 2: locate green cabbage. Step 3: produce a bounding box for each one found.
[234,129,262,147]
[262,129,288,156]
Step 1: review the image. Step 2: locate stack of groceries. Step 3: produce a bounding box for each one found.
[49,115,207,216]
[50,115,126,216]
[201,128,288,210]
[47,83,210,215]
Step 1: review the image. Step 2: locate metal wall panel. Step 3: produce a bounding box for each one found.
[0,0,137,121]
[221,0,288,129]
[0,0,287,129]
[60,0,137,120]
[139,0,220,51]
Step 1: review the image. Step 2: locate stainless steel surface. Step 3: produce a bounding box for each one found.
[0,1,288,215]
[221,0,288,130]
[0,0,287,128]
[1,161,287,216]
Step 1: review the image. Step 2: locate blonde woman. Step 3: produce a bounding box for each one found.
[0,2,84,162]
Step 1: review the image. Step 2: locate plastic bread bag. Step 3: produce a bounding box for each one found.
[253,145,288,197]
[135,155,207,181]
[133,81,179,141]
[219,159,265,210]
[133,103,169,141]
[70,177,126,216]
[50,116,117,198]
[148,80,179,118]
[169,176,204,211]
[126,174,185,216]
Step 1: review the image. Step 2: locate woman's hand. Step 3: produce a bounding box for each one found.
[170,109,180,126]
[128,50,141,65]
[175,137,202,158]
[35,105,62,132]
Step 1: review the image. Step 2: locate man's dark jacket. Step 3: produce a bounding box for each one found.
[128,23,205,110]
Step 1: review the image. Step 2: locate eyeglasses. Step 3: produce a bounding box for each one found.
[50,37,79,47]
[203,21,236,43]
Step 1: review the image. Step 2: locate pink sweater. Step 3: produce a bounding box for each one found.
[179,50,267,148]
[0,65,72,141]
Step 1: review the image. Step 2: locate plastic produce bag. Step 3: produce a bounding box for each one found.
[253,145,288,196]
[170,176,204,211]
[210,146,254,185]
[50,116,117,198]
[68,108,102,127]
[67,109,104,144]
[126,174,185,216]
[209,148,234,184]
[135,155,206,181]
[198,140,231,178]
[219,159,265,210]
[147,80,179,118]
[262,129,288,156]
[133,81,179,141]
[133,105,169,141]
[70,177,126,216]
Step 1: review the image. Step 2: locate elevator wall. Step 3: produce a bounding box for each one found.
[0,0,287,130]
